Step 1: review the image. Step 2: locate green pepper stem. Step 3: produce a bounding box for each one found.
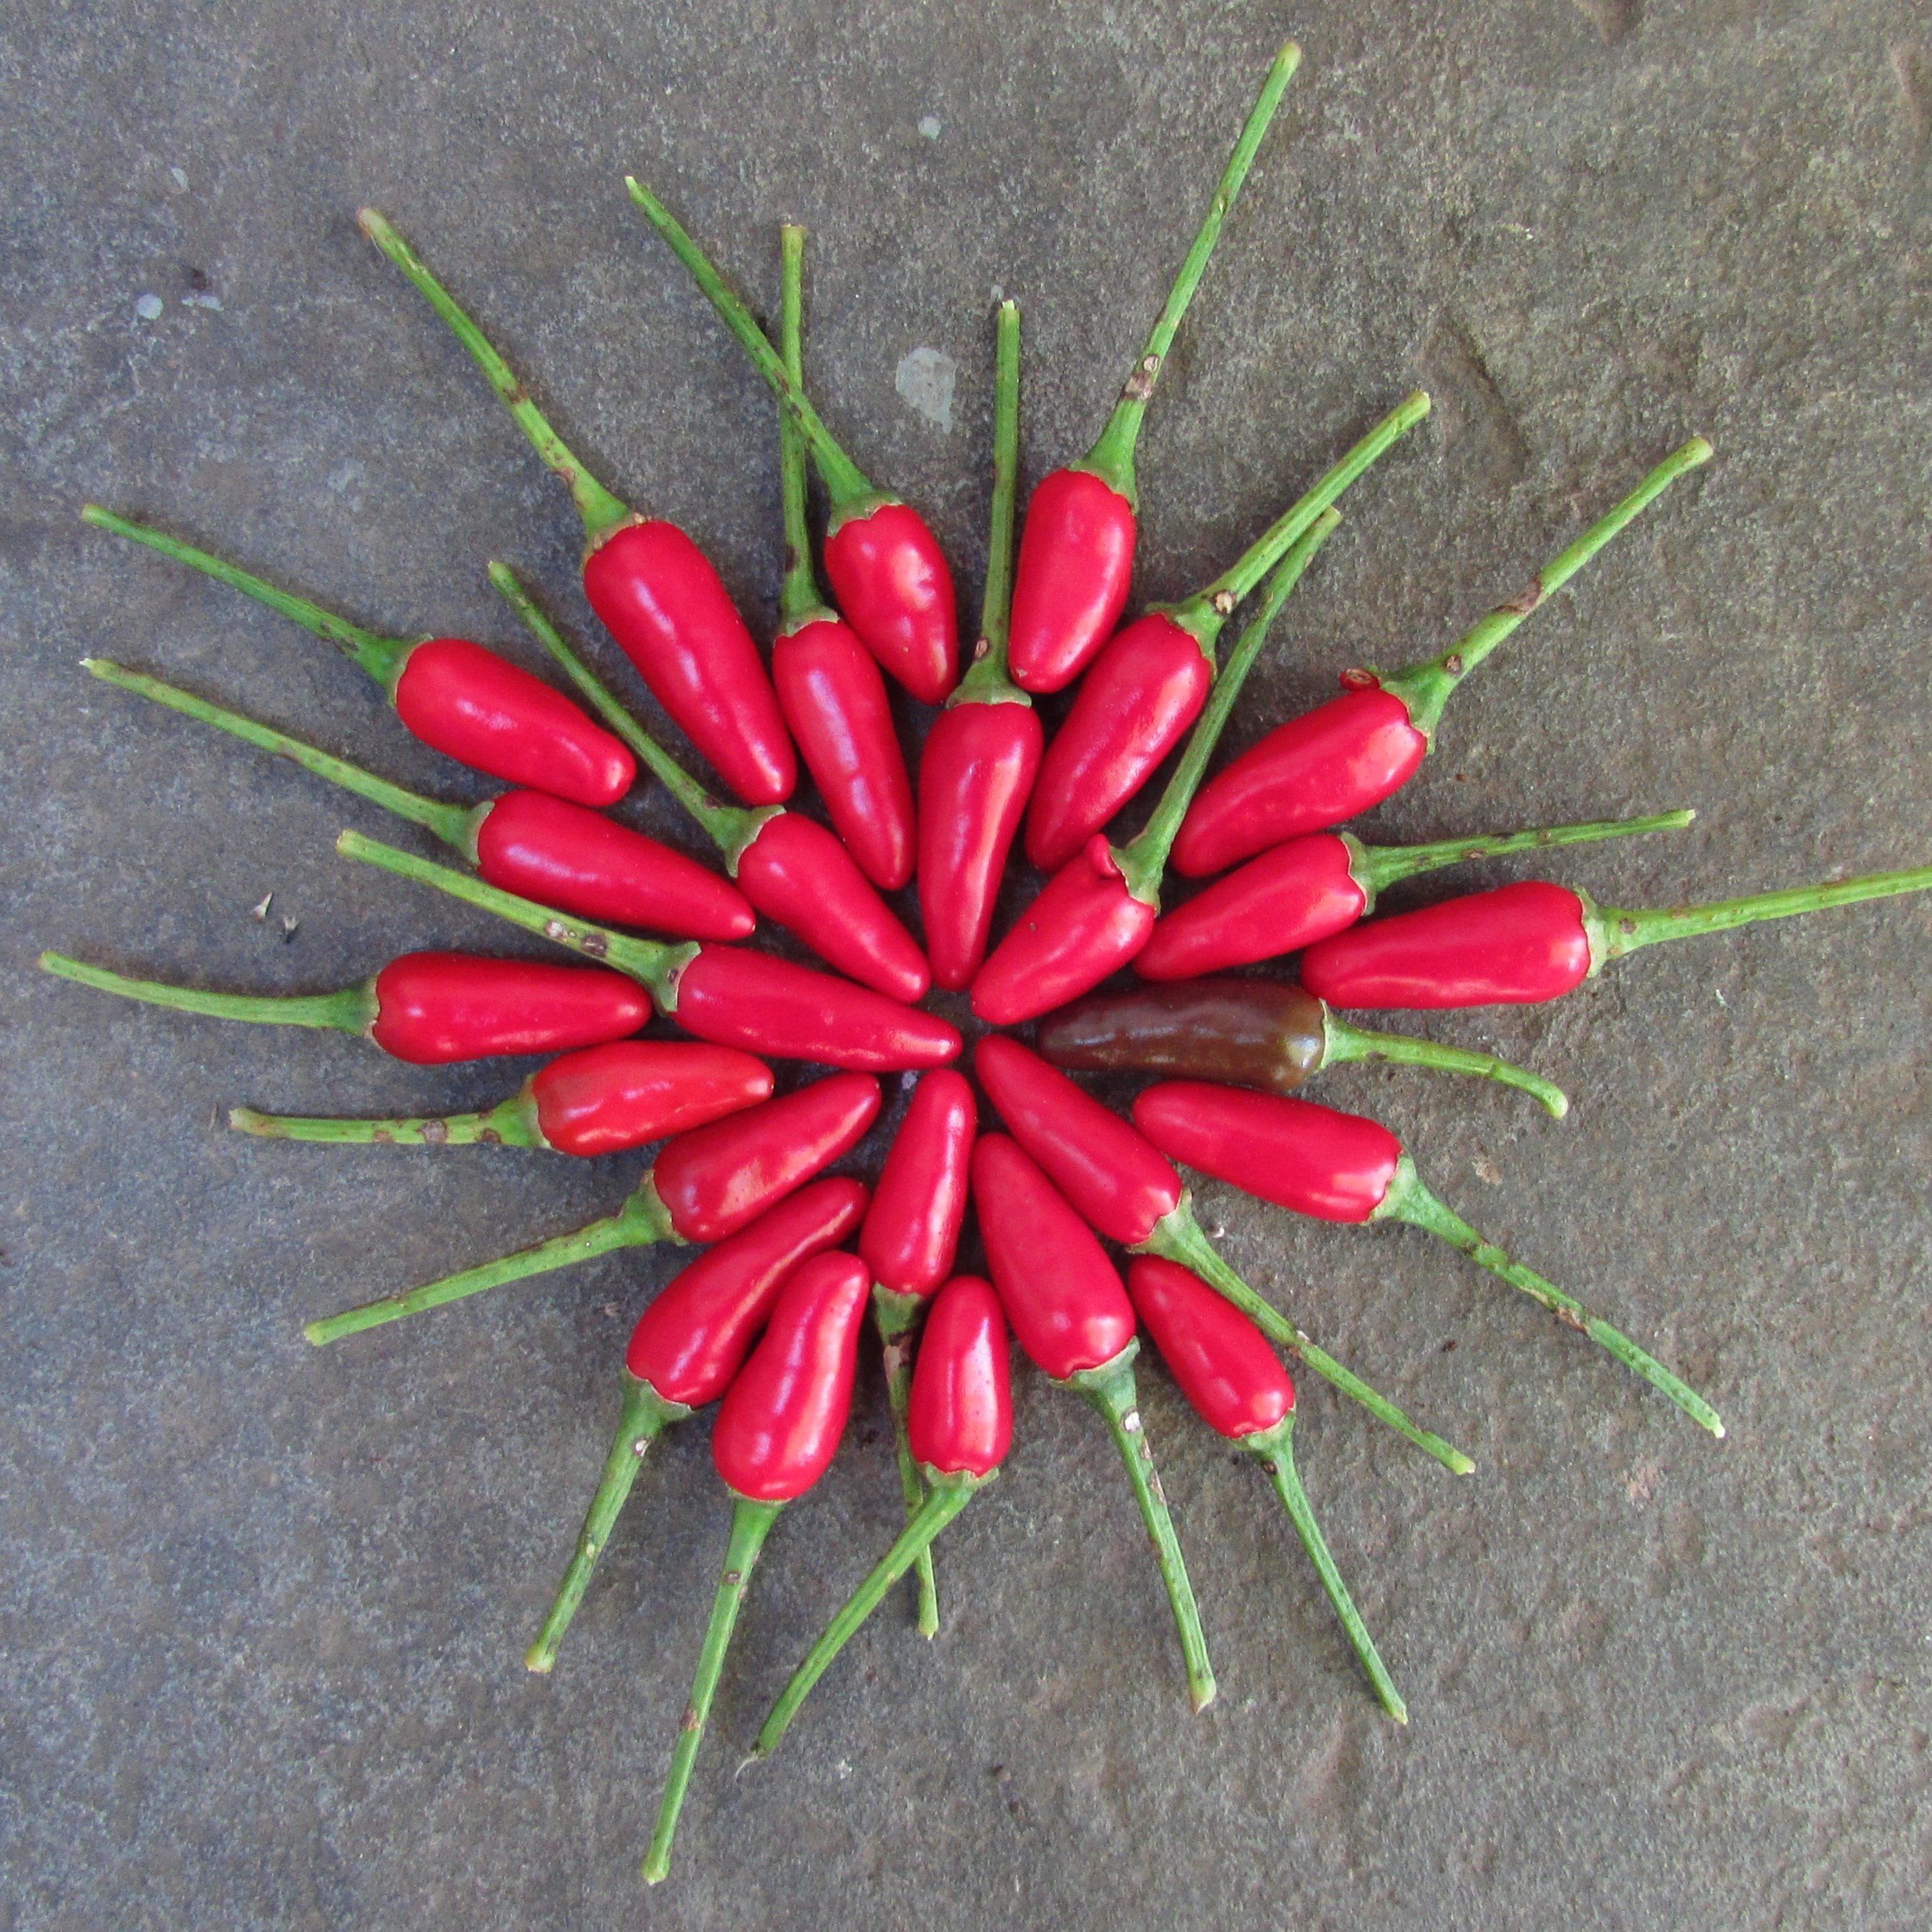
[1590,864,1932,964]
[303,1179,678,1345]
[951,301,1029,709]
[526,1374,692,1674]
[751,1474,980,1760]
[625,180,875,514]
[1381,1158,1724,1437]
[1067,1343,1217,1712]
[1080,41,1302,500]
[1117,511,1340,903]
[873,1285,939,1637]
[644,1494,784,1886]
[1244,1418,1406,1722]
[1379,437,1713,738]
[357,210,633,549]
[1319,1015,1569,1119]
[775,225,828,630]
[1357,808,1695,898]
[39,951,377,1036]
[228,1090,542,1147]
[1137,1201,1475,1476]
[79,506,412,689]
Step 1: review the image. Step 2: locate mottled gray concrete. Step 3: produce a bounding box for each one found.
[4,3,1931,1927]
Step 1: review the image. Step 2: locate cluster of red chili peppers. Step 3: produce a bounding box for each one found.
[45,41,1932,1884]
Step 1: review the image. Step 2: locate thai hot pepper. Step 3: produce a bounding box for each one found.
[751,1274,1010,1756]
[972,513,1338,1025]
[972,1036,1472,1472]
[972,1132,1217,1710]
[359,210,795,805]
[1024,393,1428,872]
[1127,1256,1404,1721]
[79,506,637,808]
[772,225,916,890]
[335,830,961,1070]
[1132,1081,1724,1435]
[626,180,959,703]
[491,564,928,1002]
[228,1039,772,1152]
[38,949,649,1064]
[1006,41,1302,694]
[1301,866,1932,1009]
[1172,438,1714,877]
[918,299,1039,990]
[85,659,756,943]
[303,1073,880,1344]
[1137,809,1694,981]
[1037,977,1568,1117]
[858,1069,977,1637]
[644,1249,870,1884]
[526,1176,869,1673]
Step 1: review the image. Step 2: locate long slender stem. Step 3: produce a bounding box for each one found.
[952,301,1027,707]
[1068,1345,1217,1712]
[874,1287,939,1637]
[84,658,478,853]
[1382,1159,1724,1437]
[79,506,411,687]
[1319,1016,1569,1119]
[39,952,376,1035]
[1081,41,1302,498]
[644,1495,784,1886]
[527,1374,692,1673]
[357,210,633,548]
[228,1091,541,1146]
[776,225,826,629]
[1245,1419,1406,1722]
[1591,864,1932,962]
[1138,1202,1475,1476]
[1359,809,1695,896]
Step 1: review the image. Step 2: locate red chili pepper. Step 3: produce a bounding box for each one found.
[627,183,959,704]
[1127,1256,1405,1720]
[301,1074,879,1345]
[972,514,1339,1024]
[751,1274,1010,1756]
[1138,809,1693,980]
[524,1177,869,1673]
[1007,43,1302,694]
[358,211,795,806]
[1131,1081,1724,1435]
[645,1249,871,1884]
[1302,864,1932,1010]
[79,508,637,808]
[39,948,649,1065]
[1025,394,1427,872]
[1172,438,1713,876]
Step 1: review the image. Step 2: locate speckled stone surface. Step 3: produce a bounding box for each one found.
[4,3,1930,1926]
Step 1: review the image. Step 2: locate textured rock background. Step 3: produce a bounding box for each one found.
[3,3,1929,1926]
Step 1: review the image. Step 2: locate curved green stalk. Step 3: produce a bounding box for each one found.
[1356,808,1695,898]
[951,301,1029,708]
[39,951,375,1036]
[228,1091,541,1146]
[874,1286,939,1637]
[776,225,828,629]
[1318,1016,1568,1119]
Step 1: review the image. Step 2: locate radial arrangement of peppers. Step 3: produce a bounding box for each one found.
[45,38,1932,1890]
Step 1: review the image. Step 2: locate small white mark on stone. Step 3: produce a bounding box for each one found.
[183,292,223,310]
[250,892,274,921]
[327,460,365,496]
[990,282,1004,301]
[1714,987,1727,1007]
[134,293,164,322]
[836,1759,853,1779]
[895,347,956,433]
[918,115,942,140]
[170,166,189,190]
[280,915,300,942]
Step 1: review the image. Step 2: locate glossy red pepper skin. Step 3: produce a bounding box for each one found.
[626,1177,869,1406]
[859,1070,976,1299]
[1173,686,1427,877]
[974,1037,1179,1246]
[907,1276,1012,1477]
[650,1072,880,1243]
[1132,1081,1401,1224]
[581,520,796,806]
[1024,613,1212,872]
[735,812,929,1003]
[472,790,755,942]
[970,1135,1136,1380]
[669,946,961,1070]
[527,1041,773,1156]
[917,699,1045,991]
[1007,468,1138,695]
[1302,880,1593,1009]
[1127,1256,1292,1440]
[392,638,635,807]
[970,836,1155,1026]
[1138,832,1366,979]
[820,501,959,705]
[367,952,649,1063]
[773,617,916,891]
[710,1250,871,1501]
